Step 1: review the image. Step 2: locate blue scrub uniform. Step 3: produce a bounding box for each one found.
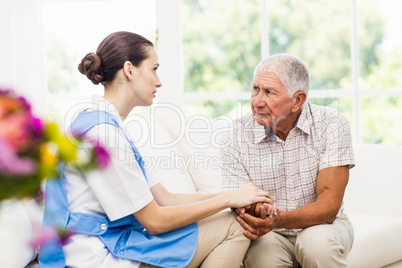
[39,110,198,268]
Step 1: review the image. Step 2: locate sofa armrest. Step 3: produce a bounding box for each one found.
[344,144,402,216]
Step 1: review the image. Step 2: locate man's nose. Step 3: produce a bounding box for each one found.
[253,91,265,108]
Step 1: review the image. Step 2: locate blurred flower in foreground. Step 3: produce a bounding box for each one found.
[29,225,73,249]
[0,88,110,201]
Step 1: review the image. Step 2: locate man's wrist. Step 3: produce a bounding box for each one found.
[272,209,281,229]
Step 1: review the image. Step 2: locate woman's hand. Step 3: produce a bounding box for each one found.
[135,183,276,235]
[226,183,273,209]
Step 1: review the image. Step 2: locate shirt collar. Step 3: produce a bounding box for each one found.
[90,95,124,127]
[253,120,270,144]
[294,102,311,135]
[253,101,312,144]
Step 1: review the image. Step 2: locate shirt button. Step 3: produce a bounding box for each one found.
[101,223,107,230]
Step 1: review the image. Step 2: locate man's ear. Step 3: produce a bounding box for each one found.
[123,61,134,81]
[292,91,307,112]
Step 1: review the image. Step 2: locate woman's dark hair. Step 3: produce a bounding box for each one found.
[78,31,154,85]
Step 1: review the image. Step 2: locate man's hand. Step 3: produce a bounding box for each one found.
[255,202,277,219]
[236,211,278,240]
[232,202,277,219]
[233,202,278,240]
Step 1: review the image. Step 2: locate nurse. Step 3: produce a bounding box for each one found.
[39,31,273,268]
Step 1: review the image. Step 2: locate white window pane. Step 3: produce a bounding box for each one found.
[357,0,402,90]
[360,96,402,144]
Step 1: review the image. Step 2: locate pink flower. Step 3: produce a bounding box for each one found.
[94,142,110,169]
[29,226,59,248]
[0,92,33,152]
[16,96,31,111]
[29,226,73,249]
[0,137,36,176]
[29,116,44,138]
[78,134,111,170]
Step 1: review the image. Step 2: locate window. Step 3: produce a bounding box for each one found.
[43,0,402,145]
[181,0,402,145]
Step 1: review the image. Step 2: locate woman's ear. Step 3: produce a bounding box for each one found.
[291,91,307,112]
[123,61,134,81]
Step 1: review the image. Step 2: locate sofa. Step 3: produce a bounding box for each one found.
[1,107,401,268]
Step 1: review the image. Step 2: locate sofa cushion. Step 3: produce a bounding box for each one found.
[156,111,231,194]
[346,213,402,268]
[383,260,402,268]
[125,108,197,194]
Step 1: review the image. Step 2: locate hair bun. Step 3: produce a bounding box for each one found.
[78,52,104,85]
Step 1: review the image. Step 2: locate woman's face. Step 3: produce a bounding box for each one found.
[131,46,162,106]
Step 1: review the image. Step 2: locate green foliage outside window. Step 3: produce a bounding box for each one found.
[46,33,78,94]
[182,0,402,145]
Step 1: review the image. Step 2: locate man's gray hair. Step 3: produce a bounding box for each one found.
[254,53,310,97]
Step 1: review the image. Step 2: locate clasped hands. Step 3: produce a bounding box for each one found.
[232,201,278,240]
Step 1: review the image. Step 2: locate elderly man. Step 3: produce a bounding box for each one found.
[221,53,355,268]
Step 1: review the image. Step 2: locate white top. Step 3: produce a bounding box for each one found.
[63,95,160,268]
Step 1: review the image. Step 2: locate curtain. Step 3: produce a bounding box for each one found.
[0,0,47,116]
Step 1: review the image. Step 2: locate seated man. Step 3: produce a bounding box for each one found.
[221,53,355,268]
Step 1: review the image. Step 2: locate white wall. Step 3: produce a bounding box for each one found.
[0,0,47,117]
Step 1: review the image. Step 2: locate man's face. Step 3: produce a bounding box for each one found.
[251,71,294,130]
